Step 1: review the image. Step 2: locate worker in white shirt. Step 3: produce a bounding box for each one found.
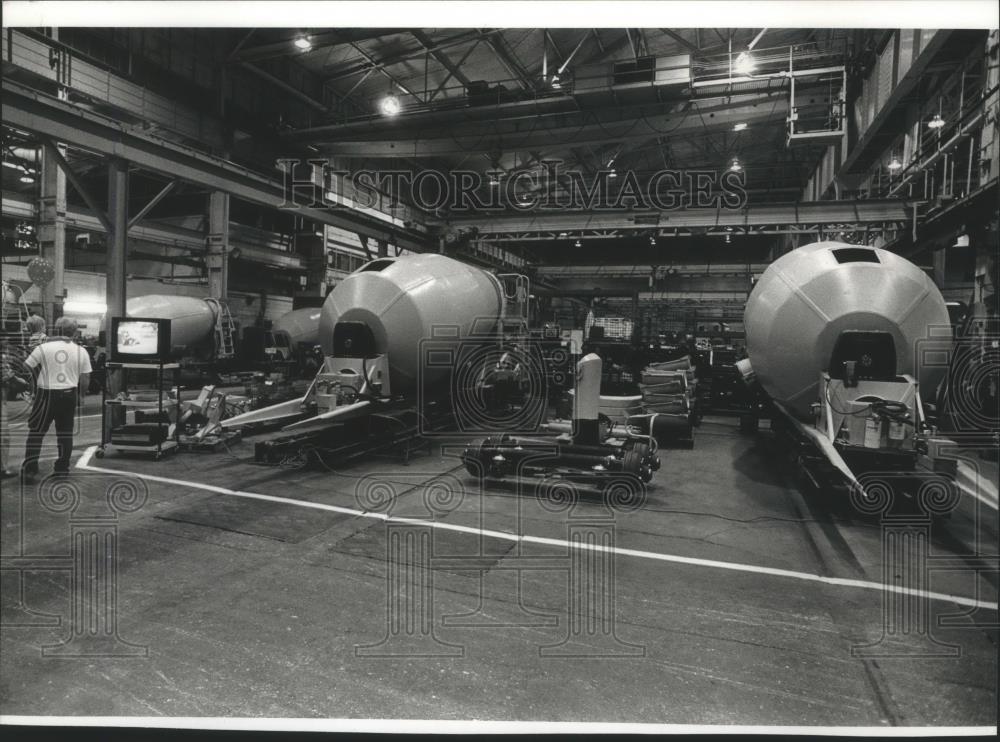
[22,316,92,478]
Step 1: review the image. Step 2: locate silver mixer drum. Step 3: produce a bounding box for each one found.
[122,294,218,359]
[319,253,506,395]
[272,307,321,346]
[744,241,951,419]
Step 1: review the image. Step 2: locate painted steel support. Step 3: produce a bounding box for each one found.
[41,139,112,233]
[206,191,230,299]
[3,80,428,252]
[37,143,67,321]
[3,192,308,271]
[106,158,128,364]
[451,199,917,241]
[127,180,178,231]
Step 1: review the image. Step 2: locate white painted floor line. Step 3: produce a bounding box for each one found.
[76,446,998,612]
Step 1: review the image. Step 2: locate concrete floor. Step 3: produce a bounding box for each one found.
[1,404,996,725]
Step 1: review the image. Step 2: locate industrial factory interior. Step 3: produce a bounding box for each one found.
[1,0,998,734]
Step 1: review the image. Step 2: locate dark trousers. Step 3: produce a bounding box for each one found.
[23,388,78,474]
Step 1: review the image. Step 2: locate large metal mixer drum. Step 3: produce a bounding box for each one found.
[319,253,506,395]
[744,241,951,419]
[273,307,321,346]
[118,294,219,359]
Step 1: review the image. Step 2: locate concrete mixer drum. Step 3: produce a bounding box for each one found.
[744,241,951,419]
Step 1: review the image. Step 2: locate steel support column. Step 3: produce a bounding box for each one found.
[206,191,230,299]
[38,143,67,322]
[105,157,128,407]
[106,159,128,330]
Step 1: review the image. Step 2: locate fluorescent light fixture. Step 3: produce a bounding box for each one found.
[734,51,755,75]
[293,35,312,51]
[558,232,568,237]
[608,169,617,179]
[551,74,561,89]
[19,175,35,184]
[888,157,902,171]
[733,122,748,132]
[379,93,401,117]
[729,158,742,172]
[574,239,582,248]
[928,113,945,129]
[63,300,107,314]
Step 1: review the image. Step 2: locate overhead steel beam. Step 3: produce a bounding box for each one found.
[40,138,112,233]
[660,29,701,54]
[428,40,481,102]
[3,192,308,270]
[450,199,916,236]
[481,30,536,92]
[313,102,790,157]
[239,62,328,111]
[230,29,410,64]
[281,79,828,143]
[127,179,178,231]
[3,79,429,252]
[411,29,473,88]
[321,29,493,82]
[348,42,420,102]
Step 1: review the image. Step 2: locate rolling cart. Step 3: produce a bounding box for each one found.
[97,361,182,460]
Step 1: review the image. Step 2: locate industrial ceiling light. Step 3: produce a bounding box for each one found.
[729,158,742,173]
[550,74,561,89]
[294,35,312,51]
[608,169,618,179]
[734,51,755,76]
[733,122,748,132]
[887,157,902,171]
[558,231,568,237]
[574,239,582,248]
[928,113,945,129]
[379,92,401,117]
[19,174,35,184]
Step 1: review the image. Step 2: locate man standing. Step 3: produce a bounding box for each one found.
[22,316,91,479]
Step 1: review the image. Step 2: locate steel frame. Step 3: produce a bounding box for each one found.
[2,79,431,252]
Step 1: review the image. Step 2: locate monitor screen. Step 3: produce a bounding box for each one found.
[117,320,161,355]
[110,317,171,363]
